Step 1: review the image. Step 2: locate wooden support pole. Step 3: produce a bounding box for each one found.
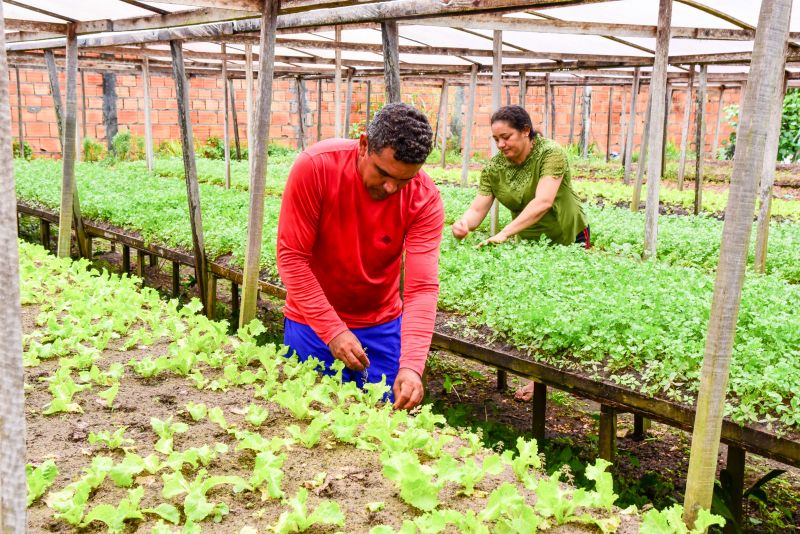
[57,24,81,259]
[137,248,146,278]
[44,50,64,144]
[239,0,280,327]
[122,244,130,273]
[711,86,726,159]
[677,65,696,190]
[222,44,231,190]
[580,84,592,158]
[15,66,23,158]
[382,21,401,103]
[605,86,614,162]
[231,281,240,316]
[149,253,157,267]
[334,26,343,137]
[171,261,180,297]
[643,0,673,260]
[723,446,746,534]
[296,77,307,150]
[549,82,556,141]
[489,30,502,236]
[497,370,507,391]
[754,75,788,273]
[207,275,217,320]
[461,64,478,187]
[631,413,651,441]
[39,219,50,250]
[437,80,449,168]
[599,404,617,463]
[0,6,27,528]
[80,69,87,142]
[683,1,791,524]
[229,78,241,160]
[694,64,708,215]
[543,73,551,138]
[365,79,372,129]
[660,84,673,180]
[170,39,209,313]
[344,69,354,137]
[632,91,652,211]
[518,70,526,109]
[142,56,154,172]
[531,381,547,442]
[245,43,253,156]
[568,84,577,146]
[619,85,628,164]
[623,67,641,184]
[316,79,323,142]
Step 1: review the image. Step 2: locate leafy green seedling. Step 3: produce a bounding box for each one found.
[381,451,443,512]
[287,415,327,448]
[267,488,344,533]
[184,401,207,421]
[151,416,189,454]
[250,451,287,500]
[27,460,59,506]
[80,486,144,533]
[245,403,270,427]
[88,427,133,451]
[640,504,725,534]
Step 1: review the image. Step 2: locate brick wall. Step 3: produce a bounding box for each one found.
[8,67,739,161]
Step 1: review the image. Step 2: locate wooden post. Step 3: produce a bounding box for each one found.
[518,71,526,109]
[437,80,449,168]
[683,1,791,525]
[382,21,401,103]
[80,69,87,145]
[171,261,180,297]
[632,91,652,211]
[618,85,628,164]
[44,50,64,144]
[231,281,240,316]
[207,275,217,320]
[149,253,156,267]
[461,64,478,187]
[39,220,50,250]
[245,43,253,157]
[334,26,343,137]
[754,75,788,273]
[568,85,578,146]
[137,249,146,278]
[296,77,307,150]
[316,79,323,142]
[580,85,592,158]
[170,39,209,313]
[598,405,617,463]
[723,446,746,534]
[344,69,354,137]
[631,413,651,441]
[222,44,231,190]
[543,73,551,138]
[122,245,130,273]
[605,86,614,162]
[142,57,154,172]
[550,83,556,141]
[660,84,673,180]
[694,65,708,215]
[643,0,673,260]
[0,7,27,529]
[489,30,501,237]
[239,1,280,328]
[531,382,547,442]
[677,65,696,190]
[623,67,641,184]
[14,67,23,158]
[365,80,372,129]
[57,25,80,259]
[711,86,726,159]
[229,79,242,160]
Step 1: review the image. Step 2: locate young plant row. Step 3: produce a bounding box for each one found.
[20,241,723,532]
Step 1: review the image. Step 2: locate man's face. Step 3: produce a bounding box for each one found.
[357,135,423,201]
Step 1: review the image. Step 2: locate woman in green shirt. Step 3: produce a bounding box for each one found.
[451,105,589,401]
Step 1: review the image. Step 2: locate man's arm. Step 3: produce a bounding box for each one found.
[277,153,369,370]
[394,192,445,409]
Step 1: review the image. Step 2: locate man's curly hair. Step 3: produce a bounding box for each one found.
[366,103,433,164]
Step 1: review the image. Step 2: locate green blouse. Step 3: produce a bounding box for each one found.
[478,136,587,245]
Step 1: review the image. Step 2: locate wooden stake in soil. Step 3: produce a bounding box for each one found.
[531,382,547,442]
[683,1,791,525]
[316,79,323,142]
[579,84,592,158]
[334,26,343,137]
[711,86,726,159]
[14,66,23,159]
[229,78,242,160]
[623,67,641,184]
[344,68,354,136]
[39,220,50,250]
[618,84,628,164]
[137,249,146,278]
[694,64,708,215]
[660,84,673,180]
[57,24,82,259]
[489,30,501,237]
[605,85,614,162]
[170,39,209,315]
[172,261,180,297]
[222,44,231,190]
[599,405,617,463]
[0,3,27,525]
[239,1,280,327]
[245,43,253,156]
[461,64,478,187]
[568,84,578,146]
[677,65,696,190]
[632,91,652,211]
[142,56,154,172]
[437,80,449,168]
[122,245,130,273]
[643,0,673,260]
[296,77,307,151]
[382,21,401,103]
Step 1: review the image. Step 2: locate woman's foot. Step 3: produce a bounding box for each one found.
[514,381,534,401]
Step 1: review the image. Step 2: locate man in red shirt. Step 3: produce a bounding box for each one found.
[277,103,444,410]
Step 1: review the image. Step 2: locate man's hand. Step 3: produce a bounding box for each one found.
[451,218,470,240]
[476,232,509,248]
[393,368,424,410]
[328,330,370,371]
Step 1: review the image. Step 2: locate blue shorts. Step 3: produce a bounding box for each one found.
[283,316,401,400]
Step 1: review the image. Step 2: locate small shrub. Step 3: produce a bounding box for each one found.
[82,137,106,162]
[197,136,225,160]
[13,139,32,160]
[110,130,144,162]
[157,140,182,158]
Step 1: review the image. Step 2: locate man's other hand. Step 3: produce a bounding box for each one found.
[328,330,370,371]
[393,368,424,410]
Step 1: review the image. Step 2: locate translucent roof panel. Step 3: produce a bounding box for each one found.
[12,0,154,21]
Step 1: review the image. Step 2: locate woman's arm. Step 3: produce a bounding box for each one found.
[452,193,494,239]
[478,176,561,246]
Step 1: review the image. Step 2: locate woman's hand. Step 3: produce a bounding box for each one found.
[476,232,509,248]
[451,218,470,240]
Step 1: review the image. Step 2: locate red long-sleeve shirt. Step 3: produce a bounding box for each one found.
[276,139,445,375]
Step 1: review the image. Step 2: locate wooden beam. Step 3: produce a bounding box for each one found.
[239,0,280,327]
[568,84,577,146]
[531,381,547,442]
[222,44,231,190]
[599,405,617,462]
[711,86,726,158]
[316,78,323,142]
[4,18,65,33]
[142,57,154,172]
[14,67,24,159]
[660,84,673,179]
[605,85,614,162]
[643,0,672,260]
[543,73,551,137]
[489,30,501,236]
[344,68,354,136]
[44,50,65,145]
[170,39,210,314]
[296,77,308,150]
[579,84,591,158]
[245,43,253,155]
[461,64,478,187]
[0,1,28,526]
[57,24,78,258]
[677,65,695,190]
[146,0,262,11]
[229,78,242,160]
[618,84,628,164]
[438,80,449,167]
[365,79,372,129]
[334,26,343,136]
[694,64,708,215]
[632,90,652,210]
[518,70,526,109]
[382,20,401,103]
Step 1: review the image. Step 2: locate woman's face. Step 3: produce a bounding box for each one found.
[491,120,531,164]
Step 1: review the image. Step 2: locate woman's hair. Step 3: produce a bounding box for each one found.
[490,105,539,139]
